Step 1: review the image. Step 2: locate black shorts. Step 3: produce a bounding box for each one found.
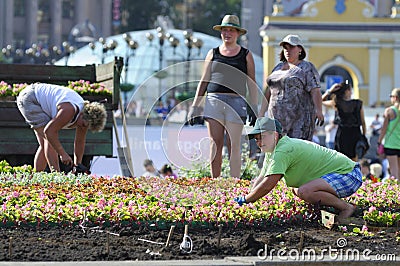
[384,147,400,156]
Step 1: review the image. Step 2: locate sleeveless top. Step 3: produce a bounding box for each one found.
[384,106,400,149]
[206,47,248,96]
[335,99,362,128]
[33,83,84,129]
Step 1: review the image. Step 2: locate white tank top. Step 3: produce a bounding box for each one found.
[33,83,84,128]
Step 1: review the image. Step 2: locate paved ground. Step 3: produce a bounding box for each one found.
[1,256,399,266]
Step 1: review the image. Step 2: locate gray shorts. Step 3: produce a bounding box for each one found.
[16,85,51,128]
[203,93,247,124]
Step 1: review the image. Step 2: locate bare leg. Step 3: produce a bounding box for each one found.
[397,157,400,181]
[294,178,356,218]
[34,128,59,172]
[225,121,244,178]
[206,119,225,178]
[33,128,47,171]
[386,155,399,180]
[44,139,60,171]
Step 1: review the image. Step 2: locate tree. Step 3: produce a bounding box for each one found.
[119,0,180,32]
[119,0,241,35]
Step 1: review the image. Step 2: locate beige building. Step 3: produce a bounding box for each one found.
[260,0,400,107]
[0,0,113,55]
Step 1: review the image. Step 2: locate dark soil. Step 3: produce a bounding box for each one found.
[0,220,399,261]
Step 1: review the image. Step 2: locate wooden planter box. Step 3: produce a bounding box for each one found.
[0,57,123,166]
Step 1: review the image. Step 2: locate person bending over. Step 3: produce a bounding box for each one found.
[235,117,362,219]
[17,83,107,172]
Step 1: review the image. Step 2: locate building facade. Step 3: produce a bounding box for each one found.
[0,0,113,62]
[260,0,400,107]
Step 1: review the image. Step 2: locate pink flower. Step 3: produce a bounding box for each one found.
[39,191,46,200]
[368,206,376,213]
[362,225,368,232]
[97,198,106,209]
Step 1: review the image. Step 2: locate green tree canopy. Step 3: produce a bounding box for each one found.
[119,0,241,36]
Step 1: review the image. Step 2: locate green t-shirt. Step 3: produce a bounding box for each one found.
[260,136,356,188]
[384,106,400,149]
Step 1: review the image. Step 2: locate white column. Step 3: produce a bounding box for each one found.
[25,0,38,46]
[394,40,400,89]
[102,0,112,37]
[274,46,281,66]
[368,44,380,106]
[50,0,62,47]
[3,0,14,44]
[74,0,86,25]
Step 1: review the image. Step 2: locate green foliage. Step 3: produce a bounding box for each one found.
[120,83,135,92]
[0,80,112,98]
[175,90,195,102]
[119,0,241,35]
[178,160,212,179]
[0,82,27,97]
[0,160,33,174]
[178,143,260,180]
[190,0,242,35]
[67,80,112,96]
[363,207,400,227]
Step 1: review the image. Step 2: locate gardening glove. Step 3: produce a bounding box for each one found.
[247,103,257,127]
[234,196,247,206]
[187,106,203,126]
[72,163,91,175]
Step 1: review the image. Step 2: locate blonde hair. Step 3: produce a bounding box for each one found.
[370,163,382,178]
[83,101,107,132]
[392,88,400,100]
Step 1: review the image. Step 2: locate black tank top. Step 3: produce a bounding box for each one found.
[206,47,248,96]
[335,99,362,127]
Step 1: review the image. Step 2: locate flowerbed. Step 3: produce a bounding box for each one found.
[0,161,399,229]
[0,80,112,98]
[0,172,307,226]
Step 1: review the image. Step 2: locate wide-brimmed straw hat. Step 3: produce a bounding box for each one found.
[213,15,247,35]
[279,34,306,57]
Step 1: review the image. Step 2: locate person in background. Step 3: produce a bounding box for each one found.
[369,163,382,183]
[378,88,400,181]
[188,14,259,178]
[312,129,320,145]
[324,119,338,149]
[360,158,371,178]
[259,34,324,141]
[142,159,160,177]
[322,81,367,161]
[16,83,107,172]
[370,113,382,136]
[234,117,362,219]
[154,100,168,120]
[160,164,178,178]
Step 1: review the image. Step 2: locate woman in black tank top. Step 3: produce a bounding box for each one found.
[187,15,259,178]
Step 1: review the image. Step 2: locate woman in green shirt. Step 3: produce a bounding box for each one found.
[378,88,400,181]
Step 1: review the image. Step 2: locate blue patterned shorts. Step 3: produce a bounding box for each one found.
[321,164,362,198]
